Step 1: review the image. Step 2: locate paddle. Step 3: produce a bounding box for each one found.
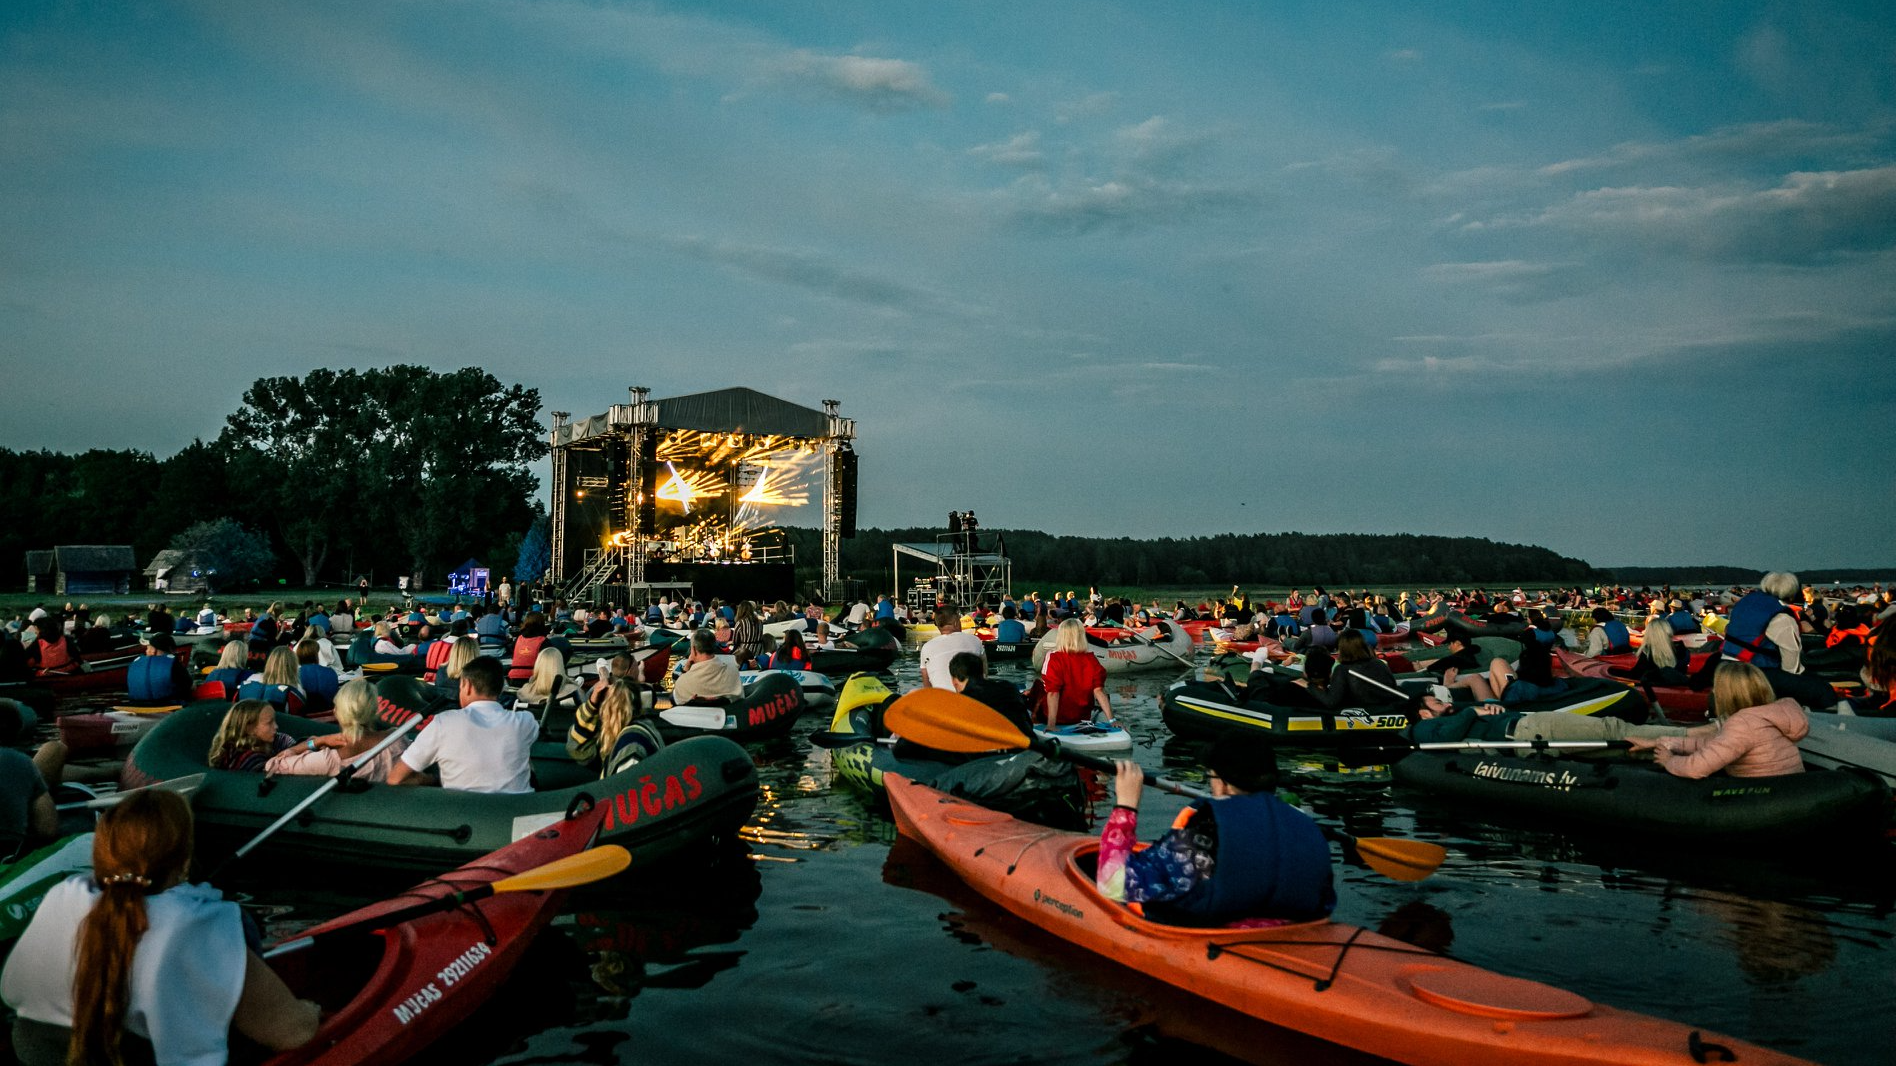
[209,716,423,879]
[261,844,632,959]
[883,689,1446,882]
[55,773,207,811]
[1124,626,1195,670]
[1414,739,1632,751]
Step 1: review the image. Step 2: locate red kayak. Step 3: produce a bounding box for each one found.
[263,802,606,1066]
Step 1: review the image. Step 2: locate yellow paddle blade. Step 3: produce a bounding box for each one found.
[112,705,183,715]
[883,688,1031,754]
[362,662,399,673]
[490,845,632,893]
[1351,837,1447,883]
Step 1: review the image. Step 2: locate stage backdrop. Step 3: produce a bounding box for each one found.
[647,562,795,606]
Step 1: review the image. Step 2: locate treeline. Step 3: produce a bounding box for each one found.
[1606,566,1892,587]
[782,527,1600,590]
[2,366,544,591]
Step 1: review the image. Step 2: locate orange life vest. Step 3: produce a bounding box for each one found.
[1825,625,1872,649]
[35,637,76,674]
[509,635,547,681]
[424,638,455,682]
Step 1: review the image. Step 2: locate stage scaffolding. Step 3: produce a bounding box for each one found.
[892,534,1012,614]
[548,387,856,606]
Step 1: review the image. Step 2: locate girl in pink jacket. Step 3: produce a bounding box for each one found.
[1641,662,1808,779]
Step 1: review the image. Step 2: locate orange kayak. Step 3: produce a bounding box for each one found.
[885,775,1811,1066]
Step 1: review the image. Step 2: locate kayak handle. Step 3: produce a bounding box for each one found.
[1689,1032,1735,1064]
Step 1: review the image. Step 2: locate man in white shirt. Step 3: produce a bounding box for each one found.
[918,610,984,690]
[388,656,536,793]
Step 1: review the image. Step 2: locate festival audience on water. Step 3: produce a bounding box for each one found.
[1301,631,1406,709]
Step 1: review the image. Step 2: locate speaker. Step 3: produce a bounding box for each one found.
[636,434,659,532]
[835,448,858,538]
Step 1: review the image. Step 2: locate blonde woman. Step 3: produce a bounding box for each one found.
[299,624,343,672]
[206,640,249,694]
[514,647,580,713]
[265,680,408,782]
[207,700,295,771]
[371,621,413,657]
[1609,617,1688,686]
[568,679,664,778]
[1041,618,1114,728]
[434,638,482,702]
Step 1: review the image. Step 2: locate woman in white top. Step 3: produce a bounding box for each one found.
[1,790,318,1066]
[299,624,343,672]
[371,621,415,656]
[265,679,409,782]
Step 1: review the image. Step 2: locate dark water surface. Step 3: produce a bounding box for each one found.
[162,648,1896,1065]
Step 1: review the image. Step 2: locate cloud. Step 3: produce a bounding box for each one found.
[1538,120,1884,177]
[1472,165,1896,263]
[1112,116,1215,171]
[1387,49,1421,62]
[1478,101,1527,113]
[1055,91,1118,123]
[969,130,1043,167]
[661,236,948,314]
[997,174,1257,234]
[985,92,1010,105]
[1423,260,1598,302]
[767,51,949,110]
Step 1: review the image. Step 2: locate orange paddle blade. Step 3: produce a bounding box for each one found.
[1351,837,1447,882]
[883,688,1031,754]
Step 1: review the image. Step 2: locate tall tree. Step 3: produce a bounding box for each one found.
[167,518,275,592]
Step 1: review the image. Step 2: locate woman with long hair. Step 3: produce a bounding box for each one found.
[436,637,483,702]
[515,647,579,713]
[207,699,296,771]
[593,679,665,778]
[769,628,811,672]
[1609,617,1689,686]
[1040,618,1115,729]
[1633,662,1809,778]
[265,679,409,782]
[205,639,250,695]
[1308,630,1406,709]
[1,790,319,1065]
[731,601,764,669]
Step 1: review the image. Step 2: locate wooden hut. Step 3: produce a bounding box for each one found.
[144,549,213,595]
[24,545,137,595]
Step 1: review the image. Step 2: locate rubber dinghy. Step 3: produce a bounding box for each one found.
[738,668,836,710]
[1030,621,1194,674]
[1796,712,1896,788]
[120,702,758,873]
[658,671,809,744]
[0,833,94,946]
[1159,679,1418,748]
[824,677,1086,827]
[1392,753,1888,843]
[886,775,1814,1066]
[262,803,606,1066]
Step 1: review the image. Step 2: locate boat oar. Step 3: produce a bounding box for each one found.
[1125,627,1195,670]
[1413,739,1633,751]
[261,844,632,959]
[209,715,424,879]
[883,689,1447,883]
[55,773,207,811]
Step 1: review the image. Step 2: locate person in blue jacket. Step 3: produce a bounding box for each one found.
[992,605,1028,644]
[126,634,191,704]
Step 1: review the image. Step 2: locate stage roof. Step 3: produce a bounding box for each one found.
[653,387,829,437]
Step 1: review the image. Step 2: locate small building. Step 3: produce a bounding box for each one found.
[144,550,213,595]
[24,545,137,595]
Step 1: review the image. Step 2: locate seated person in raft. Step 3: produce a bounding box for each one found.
[662,630,744,708]
[892,653,1035,764]
[264,679,409,783]
[206,700,299,772]
[568,678,666,778]
[387,656,537,794]
[1408,685,1700,750]
[1626,662,1809,779]
[1099,736,1335,927]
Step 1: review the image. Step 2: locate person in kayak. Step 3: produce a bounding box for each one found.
[1,790,319,1066]
[1098,735,1335,926]
[126,633,191,704]
[1040,618,1116,728]
[667,630,743,707]
[1630,662,1810,778]
[1585,608,1635,656]
[1720,571,1839,710]
[262,679,409,782]
[238,646,307,715]
[1608,617,1691,686]
[207,700,298,771]
[389,655,537,793]
[1409,686,1695,748]
[295,639,341,714]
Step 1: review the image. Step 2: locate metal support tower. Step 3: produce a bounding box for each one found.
[821,399,855,602]
[547,411,571,585]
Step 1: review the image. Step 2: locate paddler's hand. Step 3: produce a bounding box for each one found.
[1111,759,1143,809]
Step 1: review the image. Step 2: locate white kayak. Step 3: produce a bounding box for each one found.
[1033,721,1133,752]
[1031,621,1194,675]
[1798,712,1896,787]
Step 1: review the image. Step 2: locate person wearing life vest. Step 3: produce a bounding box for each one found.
[126,634,191,704]
[508,613,552,683]
[1823,605,1873,651]
[1584,608,1633,657]
[1720,571,1840,709]
[1096,735,1335,926]
[27,616,80,676]
[767,629,812,672]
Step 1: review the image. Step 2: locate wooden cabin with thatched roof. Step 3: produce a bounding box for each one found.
[24,545,137,595]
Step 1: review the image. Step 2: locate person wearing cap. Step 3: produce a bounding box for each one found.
[1098,735,1335,926]
[1408,685,1699,748]
[126,634,191,704]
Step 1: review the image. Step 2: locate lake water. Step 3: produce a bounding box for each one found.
[61,640,1896,1065]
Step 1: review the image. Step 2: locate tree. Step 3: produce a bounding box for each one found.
[516,513,552,586]
[219,366,546,585]
[169,518,274,591]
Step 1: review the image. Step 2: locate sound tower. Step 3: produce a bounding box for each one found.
[835,447,858,538]
[636,433,659,533]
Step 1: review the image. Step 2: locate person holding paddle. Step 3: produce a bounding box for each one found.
[2,790,319,1066]
[1098,735,1335,926]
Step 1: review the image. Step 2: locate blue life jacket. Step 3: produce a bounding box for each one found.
[1600,619,1632,654]
[1020,600,1037,619]
[1143,794,1336,926]
[126,656,177,701]
[1271,613,1299,636]
[875,601,895,620]
[206,667,248,693]
[1665,609,1700,635]
[1355,627,1380,647]
[995,618,1027,643]
[1722,590,1791,669]
[237,680,299,712]
[299,664,340,703]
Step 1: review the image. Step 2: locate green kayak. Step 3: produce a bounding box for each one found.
[121,701,759,873]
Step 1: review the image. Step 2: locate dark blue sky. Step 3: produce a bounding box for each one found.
[3,1,1891,569]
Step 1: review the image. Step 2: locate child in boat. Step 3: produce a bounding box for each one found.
[207,699,297,771]
[1,791,319,1066]
[1629,662,1809,778]
[1098,736,1335,926]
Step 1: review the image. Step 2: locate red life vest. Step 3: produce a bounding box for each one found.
[509,635,547,681]
[35,637,76,674]
[424,638,455,682]
[1825,625,1872,649]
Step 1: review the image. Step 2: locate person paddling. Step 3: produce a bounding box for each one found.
[1,790,320,1066]
[1099,735,1335,926]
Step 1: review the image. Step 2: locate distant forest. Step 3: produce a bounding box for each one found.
[783,527,1602,590]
